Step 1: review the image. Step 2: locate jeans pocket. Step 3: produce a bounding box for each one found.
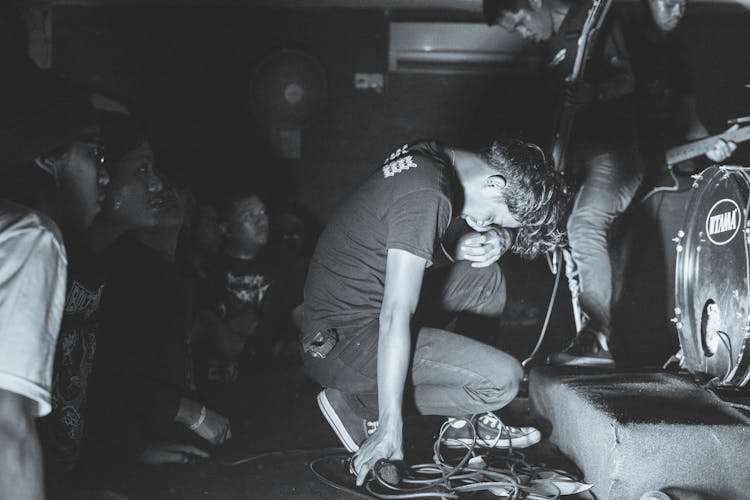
[336,322,379,377]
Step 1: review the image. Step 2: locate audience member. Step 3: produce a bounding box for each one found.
[193,193,303,390]
[0,70,108,499]
[82,112,230,474]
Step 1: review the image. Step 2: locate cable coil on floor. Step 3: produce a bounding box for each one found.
[311,417,592,499]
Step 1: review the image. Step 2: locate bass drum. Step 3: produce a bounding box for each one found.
[674,166,750,387]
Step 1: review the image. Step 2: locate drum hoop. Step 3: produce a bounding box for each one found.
[674,166,750,386]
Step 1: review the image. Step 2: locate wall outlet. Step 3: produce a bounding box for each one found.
[354,72,384,93]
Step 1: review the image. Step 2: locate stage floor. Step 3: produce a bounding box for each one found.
[92,370,586,500]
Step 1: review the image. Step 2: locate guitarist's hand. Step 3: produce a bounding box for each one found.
[565,82,597,109]
[706,124,738,163]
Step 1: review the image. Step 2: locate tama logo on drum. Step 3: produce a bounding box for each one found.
[705,198,742,246]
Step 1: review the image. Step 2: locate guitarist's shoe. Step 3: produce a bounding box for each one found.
[547,328,615,368]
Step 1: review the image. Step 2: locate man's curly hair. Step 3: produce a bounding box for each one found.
[481,139,571,259]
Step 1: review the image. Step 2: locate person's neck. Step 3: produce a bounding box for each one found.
[138,225,181,258]
[86,217,131,253]
[450,148,484,198]
[36,198,90,252]
[224,242,261,260]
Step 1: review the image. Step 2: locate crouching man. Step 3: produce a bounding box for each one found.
[301,139,569,484]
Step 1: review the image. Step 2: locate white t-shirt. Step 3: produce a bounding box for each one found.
[0,200,67,417]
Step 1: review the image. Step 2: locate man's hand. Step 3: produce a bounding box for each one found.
[191,407,232,445]
[455,227,513,267]
[706,124,738,163]
[564,82,597,109]
[351,424,403,486]
[138,443,209,465]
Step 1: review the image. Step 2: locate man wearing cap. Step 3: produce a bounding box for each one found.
[0,67,108,499]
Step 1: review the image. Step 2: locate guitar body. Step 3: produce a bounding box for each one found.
[636,125,750,202]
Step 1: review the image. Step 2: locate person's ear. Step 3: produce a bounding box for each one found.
[485,174,507,193]
[34,156,57,176]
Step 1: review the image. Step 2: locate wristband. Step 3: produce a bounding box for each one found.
[189,405,207,431]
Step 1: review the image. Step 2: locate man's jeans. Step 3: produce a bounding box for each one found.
[567,145,643,337]
[303,261,522,421]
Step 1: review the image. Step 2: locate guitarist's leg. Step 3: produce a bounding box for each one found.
[551,147,643,366]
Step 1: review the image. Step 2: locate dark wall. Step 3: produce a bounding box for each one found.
[52,6,545,220]
[50,4,749,220]
[677,5,750,134]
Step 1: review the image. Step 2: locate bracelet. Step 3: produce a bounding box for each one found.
[189,405,207,431]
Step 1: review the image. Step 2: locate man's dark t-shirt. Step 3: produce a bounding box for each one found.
[37,240,105,491]
[544,0,637,152]
[620,6,696,157]
[84,235,194,464]
[303,140,460,335]
[205,249,279,323]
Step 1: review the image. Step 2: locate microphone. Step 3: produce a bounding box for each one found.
[373,459,405,486]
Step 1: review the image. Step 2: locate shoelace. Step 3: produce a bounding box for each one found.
[479,414,525,435]
[478,413,501,429]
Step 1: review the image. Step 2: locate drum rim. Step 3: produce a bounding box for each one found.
[674,166,750,386]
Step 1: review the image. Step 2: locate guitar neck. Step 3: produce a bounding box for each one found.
[551,0,612,173]
[665,126,750,165]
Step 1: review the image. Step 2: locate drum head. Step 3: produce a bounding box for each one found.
[675,166,750,387]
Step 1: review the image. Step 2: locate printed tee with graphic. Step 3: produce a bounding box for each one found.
[206,250,279,326]
[37,241,105,485]
[303,140,461,335]
[197,248,295,381]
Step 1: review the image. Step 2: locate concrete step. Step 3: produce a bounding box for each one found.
[529,367,750,500]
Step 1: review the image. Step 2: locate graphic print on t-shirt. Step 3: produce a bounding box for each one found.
[44,278,102,471]
[226,271,271,309]
[382,143,417,178]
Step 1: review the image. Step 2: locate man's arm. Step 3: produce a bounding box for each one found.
[0,389,45,500]
[591,20,635,102]
[352,249,426,486]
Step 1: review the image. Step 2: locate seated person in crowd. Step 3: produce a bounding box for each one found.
[0,70,108,499]
[301,139,569,485]
[83,111,230,473]
[193,193,304,387]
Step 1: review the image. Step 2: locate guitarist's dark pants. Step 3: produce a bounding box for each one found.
[567,142,643,338]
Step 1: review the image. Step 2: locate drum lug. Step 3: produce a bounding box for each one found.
[690,173,703,189]
[670,316,683,330]
[672,230,685,251]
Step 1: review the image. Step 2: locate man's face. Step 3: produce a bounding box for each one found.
[102,140,166,229]
[648,0,686,32]
[227,195,269,250]
[57,139,110,229]
[463,176,522,232]
[498,8,554,42]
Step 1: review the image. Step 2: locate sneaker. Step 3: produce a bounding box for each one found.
[442,412,541,449]
[317,388,378,453]
[546,328,616,368]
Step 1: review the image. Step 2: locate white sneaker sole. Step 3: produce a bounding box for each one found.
[442,428,542,449]
[317,390,360,453]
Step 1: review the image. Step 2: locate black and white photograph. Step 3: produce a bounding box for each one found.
[1,0,749,498]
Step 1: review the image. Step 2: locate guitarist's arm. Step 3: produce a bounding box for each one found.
[566,19,633,107]
[592,20,634,102]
